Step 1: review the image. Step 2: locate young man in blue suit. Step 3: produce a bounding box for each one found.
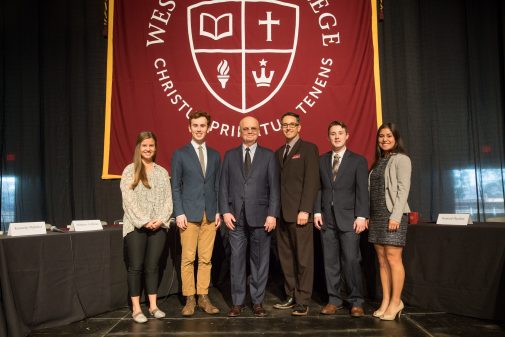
[219,116,280,317]
[171,111,221,316]
[314,120,369,317]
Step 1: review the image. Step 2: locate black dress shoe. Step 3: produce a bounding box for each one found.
[227,305,244,317]
[273,296,295,309]
[292,304,309,316]
[253,304,267,317]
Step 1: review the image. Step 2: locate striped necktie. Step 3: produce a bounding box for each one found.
[332,154,340,181]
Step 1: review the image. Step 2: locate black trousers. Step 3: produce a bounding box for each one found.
[276,220,314,305]
[125,227,167,297]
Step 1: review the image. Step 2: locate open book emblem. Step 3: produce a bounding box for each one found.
[199,13,233,40]
[188,0,299,114]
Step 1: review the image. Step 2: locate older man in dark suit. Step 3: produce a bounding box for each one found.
[274,112,320,316]
[314,120,369,317]
[171,111,221,317]
[219,116,280,317]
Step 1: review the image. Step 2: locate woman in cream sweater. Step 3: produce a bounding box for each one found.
[120,131,173,323]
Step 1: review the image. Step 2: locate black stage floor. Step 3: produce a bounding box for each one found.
[28,286,505,337]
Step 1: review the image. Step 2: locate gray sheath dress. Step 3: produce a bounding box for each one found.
[368,156,408,246]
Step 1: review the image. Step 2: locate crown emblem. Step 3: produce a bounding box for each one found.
[252,59,275,87]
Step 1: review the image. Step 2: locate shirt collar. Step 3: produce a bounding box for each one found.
[285,135,300,149]
[243,142,258,152]
[333,146,346,158]
[191,140,206,151]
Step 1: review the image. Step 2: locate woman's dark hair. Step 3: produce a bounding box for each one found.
[372,122,407,168]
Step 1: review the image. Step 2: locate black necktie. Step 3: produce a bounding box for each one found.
[244,148,251,176]
[283,144,290,162]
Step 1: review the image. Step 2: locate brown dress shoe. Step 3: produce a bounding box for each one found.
[182,295,196,316]
[320,303,343,315]
[350,306,365,317]
[253,304,267,317]
[228,305,244,317]
[198,294,220,314]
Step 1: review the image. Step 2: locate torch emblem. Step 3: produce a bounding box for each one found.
[217,60,230,89]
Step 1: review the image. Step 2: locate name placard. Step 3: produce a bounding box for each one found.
[436,213,473,226]
[8,222,47,237]
[69,220,103,232]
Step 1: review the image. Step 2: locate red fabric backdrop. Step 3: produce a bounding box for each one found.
[103,0,380,177]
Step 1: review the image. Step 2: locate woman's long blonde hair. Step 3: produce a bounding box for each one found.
[131,131,157,189]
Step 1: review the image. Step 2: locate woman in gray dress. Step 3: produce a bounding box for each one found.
[120,131,173,323]
[368,123,411,321]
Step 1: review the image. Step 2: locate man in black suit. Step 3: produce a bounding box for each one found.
[219,116,280,317]
[314,120,369,317]
[274,112,320,316]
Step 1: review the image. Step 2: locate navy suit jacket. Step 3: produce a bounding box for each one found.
[314,150,369,231]
[171,143,221,222]
[219,144,280,227]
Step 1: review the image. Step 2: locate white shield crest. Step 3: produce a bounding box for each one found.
[188,0,299,113]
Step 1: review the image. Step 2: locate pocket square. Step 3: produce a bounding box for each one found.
[292,154,301,159]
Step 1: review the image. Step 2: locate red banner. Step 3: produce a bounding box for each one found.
[103,0,382,178]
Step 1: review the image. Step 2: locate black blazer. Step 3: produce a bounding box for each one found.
[275,139,320,223]
[314,150,369,231]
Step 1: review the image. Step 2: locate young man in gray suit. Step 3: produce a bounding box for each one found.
[314,120,369,317]
[171,111,221,316]
[219,116,280,317]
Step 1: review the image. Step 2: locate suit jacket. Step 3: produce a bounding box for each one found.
[380,153,411,223]
[275,139,320,223]
[314,149,369,231]
[171,143,221,223]
[219,144,280,227]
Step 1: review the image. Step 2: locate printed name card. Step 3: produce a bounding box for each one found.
[436,213,473,226]
[8,222,47,236]
[69,220,103,232]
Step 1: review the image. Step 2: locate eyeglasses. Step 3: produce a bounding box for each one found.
[281,123,299,129]
[241,127,259,133]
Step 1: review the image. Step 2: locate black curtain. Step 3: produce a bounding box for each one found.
[0,0,504,228]
[378,0,505,222]
[1,0,122,230]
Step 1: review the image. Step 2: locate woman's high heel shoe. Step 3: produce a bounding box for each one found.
[372,309,386,318]
[380,301,404,321]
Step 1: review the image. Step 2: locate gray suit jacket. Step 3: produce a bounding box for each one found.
[219,144,280,227]
[314,150,369,231]
[171,143,221,222]
[381,153,411,223]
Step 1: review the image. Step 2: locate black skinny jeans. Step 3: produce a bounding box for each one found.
[125,227,167,296]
